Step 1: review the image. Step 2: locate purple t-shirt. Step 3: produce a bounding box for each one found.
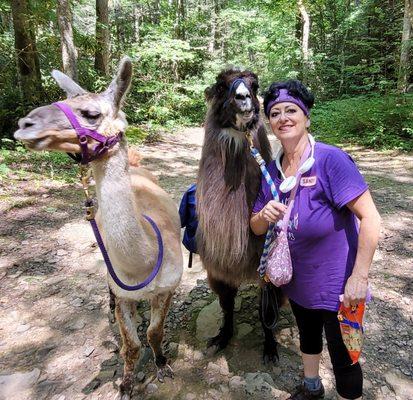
[253,142,368,311]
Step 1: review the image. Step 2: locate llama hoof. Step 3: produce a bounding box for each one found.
[108,311,116,324]
[262,342,279,365]
[206,330,231,355]
[156,364,174,382]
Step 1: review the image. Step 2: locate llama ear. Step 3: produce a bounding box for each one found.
[104,57,132,111]
[205,82,226,102]
[51,70,87,98]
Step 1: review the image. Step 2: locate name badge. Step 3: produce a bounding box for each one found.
[300,176,317,187]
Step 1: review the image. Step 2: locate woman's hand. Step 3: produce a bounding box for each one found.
[250,200,288,235]
[260,200,288,224]
[343,273,369,307]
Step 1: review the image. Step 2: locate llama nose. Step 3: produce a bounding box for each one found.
[18,117,35,130]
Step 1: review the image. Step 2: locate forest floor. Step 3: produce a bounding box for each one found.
[0,127,412,400]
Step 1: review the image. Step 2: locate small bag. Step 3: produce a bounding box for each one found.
[264,152,303,287]
[266,222,293,286]
[251,139,310,286]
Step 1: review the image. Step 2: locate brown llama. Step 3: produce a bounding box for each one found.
[196,68,282,362]
[14,58,183,400]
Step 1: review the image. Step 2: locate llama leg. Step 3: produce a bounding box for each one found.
[109,287,116,323]
[259,287,280,364]
[116,299,141,400]
[207,276,238,353]
[147,291,174,382]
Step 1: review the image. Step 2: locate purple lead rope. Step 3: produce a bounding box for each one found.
[88,205,164,291]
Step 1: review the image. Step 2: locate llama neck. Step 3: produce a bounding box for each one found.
[91,143,152,266]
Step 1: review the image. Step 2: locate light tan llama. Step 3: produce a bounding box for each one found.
[14,57,183,400]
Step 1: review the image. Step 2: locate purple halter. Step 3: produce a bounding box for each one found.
[53,102,123,164]
[53,101,164,291]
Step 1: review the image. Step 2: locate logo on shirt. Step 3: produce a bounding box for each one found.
[300,176,317,187]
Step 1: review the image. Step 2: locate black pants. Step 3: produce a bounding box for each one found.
[290,300,363,399]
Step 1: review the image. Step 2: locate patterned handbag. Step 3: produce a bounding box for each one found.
[250,140,311,287]
[265,184,298,286]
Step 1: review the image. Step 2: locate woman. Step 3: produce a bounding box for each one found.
[250,80,380,400]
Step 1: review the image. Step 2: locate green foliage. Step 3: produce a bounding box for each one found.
[0,142,78,183]
[1,0,412,151]
[312,94,413,151]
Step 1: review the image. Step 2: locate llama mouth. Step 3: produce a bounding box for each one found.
[241,110,254,120]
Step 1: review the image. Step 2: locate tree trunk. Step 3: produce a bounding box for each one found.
[95,0,110,76]
[10,0,43,103]
[56,0,78,81]
[174,0,185,40]
[298,0,310,62]
[298,0,313,82]
[398,0,412,92]
[208,0,218,54]
[133,4,141,43]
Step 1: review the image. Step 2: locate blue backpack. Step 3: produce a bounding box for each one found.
[179,184,198,267]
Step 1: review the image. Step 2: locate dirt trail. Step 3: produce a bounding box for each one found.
[0,128,412,400]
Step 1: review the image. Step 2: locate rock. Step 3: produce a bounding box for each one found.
[193,350,204,361]
[236,323,253,339]
[191,299,209,310]
[0,368,41,397]
[196,299,222,341]
[84,346,95,357]
[234,297,242,312]
[244,372,278,399]
[70,319,86,330]
[71,298,83,307]
[102,358,118,367]
[51,395,66,400]
[37,345,56,358]
[16,323,31,333]
[136,371,145,383]
[207,388,221,399]
[207,357,229,377]
[43,276,65,285]
[167,342,179,357]
[146,383,158,394]
[385,370,413,399]
[229,375,246,393]
[137,347,152,369]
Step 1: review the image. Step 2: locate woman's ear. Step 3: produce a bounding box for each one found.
[306,119,311,128]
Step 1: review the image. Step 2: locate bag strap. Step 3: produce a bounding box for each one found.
[249,136,311,278]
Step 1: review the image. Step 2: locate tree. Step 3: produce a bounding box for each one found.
[298,0,313,81]
[10,0,43,103]
[57,0,78,81]
[398,0,412,92]
[174,0,185,40]
[95,0,109,76]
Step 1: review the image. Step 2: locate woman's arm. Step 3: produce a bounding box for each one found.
[343,189,381,306]
[250,200,287,235]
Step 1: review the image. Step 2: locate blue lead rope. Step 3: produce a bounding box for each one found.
[249,147,280,279]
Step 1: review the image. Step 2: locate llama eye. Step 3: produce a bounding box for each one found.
[81,109,101,119]
[235,94,245,100]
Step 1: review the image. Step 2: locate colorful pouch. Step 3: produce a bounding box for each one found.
[337,297,365,365]
[266,223,293,286]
